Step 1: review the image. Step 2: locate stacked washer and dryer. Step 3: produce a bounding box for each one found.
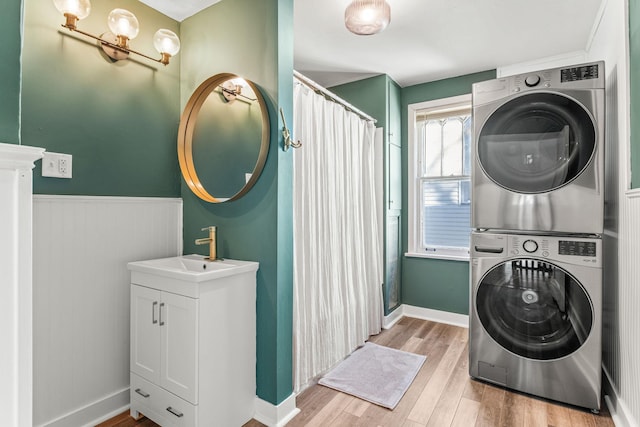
[469,62,605,412]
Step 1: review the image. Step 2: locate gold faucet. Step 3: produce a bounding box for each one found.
[195,226,218,261]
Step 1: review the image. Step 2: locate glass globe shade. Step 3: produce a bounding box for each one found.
[52,0,91,19]
[345,0,390,35]
[107,8,139,40]
[153,29,181,56]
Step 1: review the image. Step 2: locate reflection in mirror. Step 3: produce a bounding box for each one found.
[178,73,269,203]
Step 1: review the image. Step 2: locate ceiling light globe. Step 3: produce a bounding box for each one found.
[52,0,91,20]
[345,0,390,36]
[107,8,139,40]
[153,29,181,56]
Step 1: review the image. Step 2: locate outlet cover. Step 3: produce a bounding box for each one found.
[42,152,72,178]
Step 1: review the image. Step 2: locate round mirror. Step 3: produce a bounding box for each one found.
[178,73,270,202]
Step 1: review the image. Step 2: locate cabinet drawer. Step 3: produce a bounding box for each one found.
[131,373,197,427]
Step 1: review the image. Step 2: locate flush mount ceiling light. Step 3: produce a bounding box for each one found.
[344,0,391,36]
[52,0,180,65]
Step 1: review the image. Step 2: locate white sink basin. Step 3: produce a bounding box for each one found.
[128,254,259,288]
[146,255,236,272]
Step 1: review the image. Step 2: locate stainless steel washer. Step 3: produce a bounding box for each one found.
[469,231,602,411]
[472,61,605,234]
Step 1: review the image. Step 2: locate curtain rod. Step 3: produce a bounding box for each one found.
[293,70,377,124]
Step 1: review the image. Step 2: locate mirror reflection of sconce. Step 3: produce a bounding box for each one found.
[52,0,180,66]
[219,79,257,103]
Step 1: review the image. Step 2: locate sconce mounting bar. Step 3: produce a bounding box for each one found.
[62,24,168,65]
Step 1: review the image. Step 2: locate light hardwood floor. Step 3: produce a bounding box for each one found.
[99,317,614,427]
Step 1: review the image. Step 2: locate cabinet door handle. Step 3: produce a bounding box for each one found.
[166,407,184,418]
[134,388,150,398]
[152,301,158,324]
[159,302,165,326]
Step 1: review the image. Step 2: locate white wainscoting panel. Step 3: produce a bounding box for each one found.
[32,196,182,427]
[586,0,640,425]
[614,191,640,427]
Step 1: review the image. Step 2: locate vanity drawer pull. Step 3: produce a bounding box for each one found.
[166,406,184,418]
[134,388,150,398]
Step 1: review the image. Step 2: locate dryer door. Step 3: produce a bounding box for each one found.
[477,93,596,193]
[476,258,593,360]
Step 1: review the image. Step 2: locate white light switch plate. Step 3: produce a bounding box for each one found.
[42,152,72,178]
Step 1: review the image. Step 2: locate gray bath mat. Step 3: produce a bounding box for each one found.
[318,342,426,409]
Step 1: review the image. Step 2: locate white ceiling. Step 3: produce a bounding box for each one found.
[138,0,221,22]
[140,0,604,88]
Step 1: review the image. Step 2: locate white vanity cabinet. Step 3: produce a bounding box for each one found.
[128,255,259,427]
[131,285,198,403]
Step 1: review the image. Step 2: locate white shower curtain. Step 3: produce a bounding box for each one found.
[292,79,383,392]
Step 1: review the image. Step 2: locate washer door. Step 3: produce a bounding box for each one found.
[476,259,593,360]
[477,93,596,193]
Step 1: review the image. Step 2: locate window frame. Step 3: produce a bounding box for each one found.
[407,94,472,262]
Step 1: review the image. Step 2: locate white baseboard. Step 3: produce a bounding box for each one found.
[382,306,405,329]
[37,388,129,427]
[254,393,300,427]
[383,304,469,329]
[603,368,639,427]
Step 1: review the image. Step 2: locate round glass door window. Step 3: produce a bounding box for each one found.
[477,93,596,193]
[476,259,593,360]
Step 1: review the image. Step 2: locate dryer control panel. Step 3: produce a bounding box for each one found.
[560,64,599,82]
[472,61,605,107]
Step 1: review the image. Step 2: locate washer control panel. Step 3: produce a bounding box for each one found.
[558,240,597,257]
[509,235,549,257]
[471,232,601,267]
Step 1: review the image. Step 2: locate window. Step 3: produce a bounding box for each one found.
[408,94,472,260]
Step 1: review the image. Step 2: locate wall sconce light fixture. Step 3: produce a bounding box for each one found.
[53,0,181,65]
[345,0,391,35]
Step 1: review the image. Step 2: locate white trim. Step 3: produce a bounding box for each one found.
[0,142,44,169]
[625,188,640,199]
[383,304,469,329]
[405,251,469,262]
[35,388,130,427]
[254,394,300,427]
[586,0,610,53]
[33,194,183,203]
[407,95,472,258]
[382,306,404,329]
[0,143,44,427]
[603,368,639,427]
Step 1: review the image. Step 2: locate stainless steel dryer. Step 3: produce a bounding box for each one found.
[469,231,602,411]
[472,62,605,234]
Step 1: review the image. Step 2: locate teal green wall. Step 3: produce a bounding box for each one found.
[21,0,180,196]
[401,70,496,315]
[0,0,21,144]
[330,74,388,126]
[180,0,294,405]
[630,0,640,188]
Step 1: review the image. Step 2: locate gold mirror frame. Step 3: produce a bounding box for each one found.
[178,73,270,203]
